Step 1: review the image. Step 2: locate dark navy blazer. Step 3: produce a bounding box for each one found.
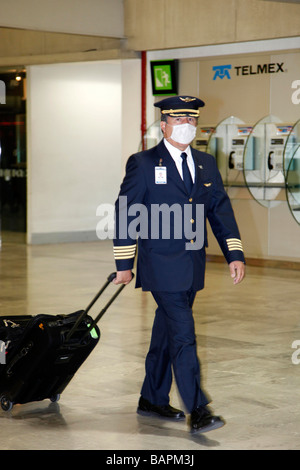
[113,140,245,292]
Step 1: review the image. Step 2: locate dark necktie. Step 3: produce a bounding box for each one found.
[181,152,193,194]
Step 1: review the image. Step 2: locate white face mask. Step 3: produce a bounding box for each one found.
[170,123,197,145]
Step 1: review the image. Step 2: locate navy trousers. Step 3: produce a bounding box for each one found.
[140,289,209,413]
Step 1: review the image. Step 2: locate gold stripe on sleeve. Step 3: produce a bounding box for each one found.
[226,238,243,252]
[113,244,136,260]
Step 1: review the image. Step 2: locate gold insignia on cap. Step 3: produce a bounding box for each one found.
[161,108,200,117]
[179,97,197,102]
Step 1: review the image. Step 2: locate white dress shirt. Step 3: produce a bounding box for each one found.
[163,138,195,183]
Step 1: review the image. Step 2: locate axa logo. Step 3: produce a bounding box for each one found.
[213,62,285,80]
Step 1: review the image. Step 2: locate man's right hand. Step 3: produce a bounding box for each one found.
[113,270,133,285]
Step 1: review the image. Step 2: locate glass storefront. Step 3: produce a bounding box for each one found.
[0,68,26,243]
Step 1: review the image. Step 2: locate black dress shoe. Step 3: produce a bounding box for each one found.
[190,406,225,433]
[137,396,185,420]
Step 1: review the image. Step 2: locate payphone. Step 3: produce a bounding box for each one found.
[228,126,252,171]
[205,116,246,187]
[267,125,293,172]
[193,126,215,153]
[243,116,288,208]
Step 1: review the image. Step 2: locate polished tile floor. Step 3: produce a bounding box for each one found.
[0,233,300,450]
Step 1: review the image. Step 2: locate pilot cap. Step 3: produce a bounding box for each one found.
[154,95,205,118]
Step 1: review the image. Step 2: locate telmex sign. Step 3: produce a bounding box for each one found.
[213,62,285,80]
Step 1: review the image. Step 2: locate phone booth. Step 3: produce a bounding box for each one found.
[193,126,215,153]
[285,119,300,225]
[243,115,289,208]
[267,125,293,172]
[205,116,247,189]
[228,125,253,171]
[284,118,300,176]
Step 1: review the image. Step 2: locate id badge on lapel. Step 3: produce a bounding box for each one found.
[155,166,167,184]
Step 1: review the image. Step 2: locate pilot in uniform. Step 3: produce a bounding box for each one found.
[113,96,245,433]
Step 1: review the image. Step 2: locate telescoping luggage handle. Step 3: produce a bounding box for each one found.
[66,272,134,341]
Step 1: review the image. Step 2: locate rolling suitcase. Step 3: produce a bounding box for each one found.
[0,272,127,411]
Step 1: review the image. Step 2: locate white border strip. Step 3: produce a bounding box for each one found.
[147,37,300,61]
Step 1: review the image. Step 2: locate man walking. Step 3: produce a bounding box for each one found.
[113,96,245,433]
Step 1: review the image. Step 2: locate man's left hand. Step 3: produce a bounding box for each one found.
[229,261,245,285]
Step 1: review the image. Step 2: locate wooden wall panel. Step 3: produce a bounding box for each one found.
[165,0,237,48]
[124,0,300,51]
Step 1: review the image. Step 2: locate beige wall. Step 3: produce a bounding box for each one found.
[124,0,300,51]
[0,28,137,66]
[179,50,300,126]
[0,0,124,38]
[0,0,127,65]
[144,44,300,262]
[177,50,300,262]
[0,28,122,59]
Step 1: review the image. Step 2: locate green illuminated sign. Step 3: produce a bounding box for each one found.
[150,60,178,96]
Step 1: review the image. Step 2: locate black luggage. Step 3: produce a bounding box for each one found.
[0,272,126,411]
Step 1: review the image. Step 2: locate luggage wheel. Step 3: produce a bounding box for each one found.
[0,395,13,412]
[0,394,60,411]
[50,394,60,403]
